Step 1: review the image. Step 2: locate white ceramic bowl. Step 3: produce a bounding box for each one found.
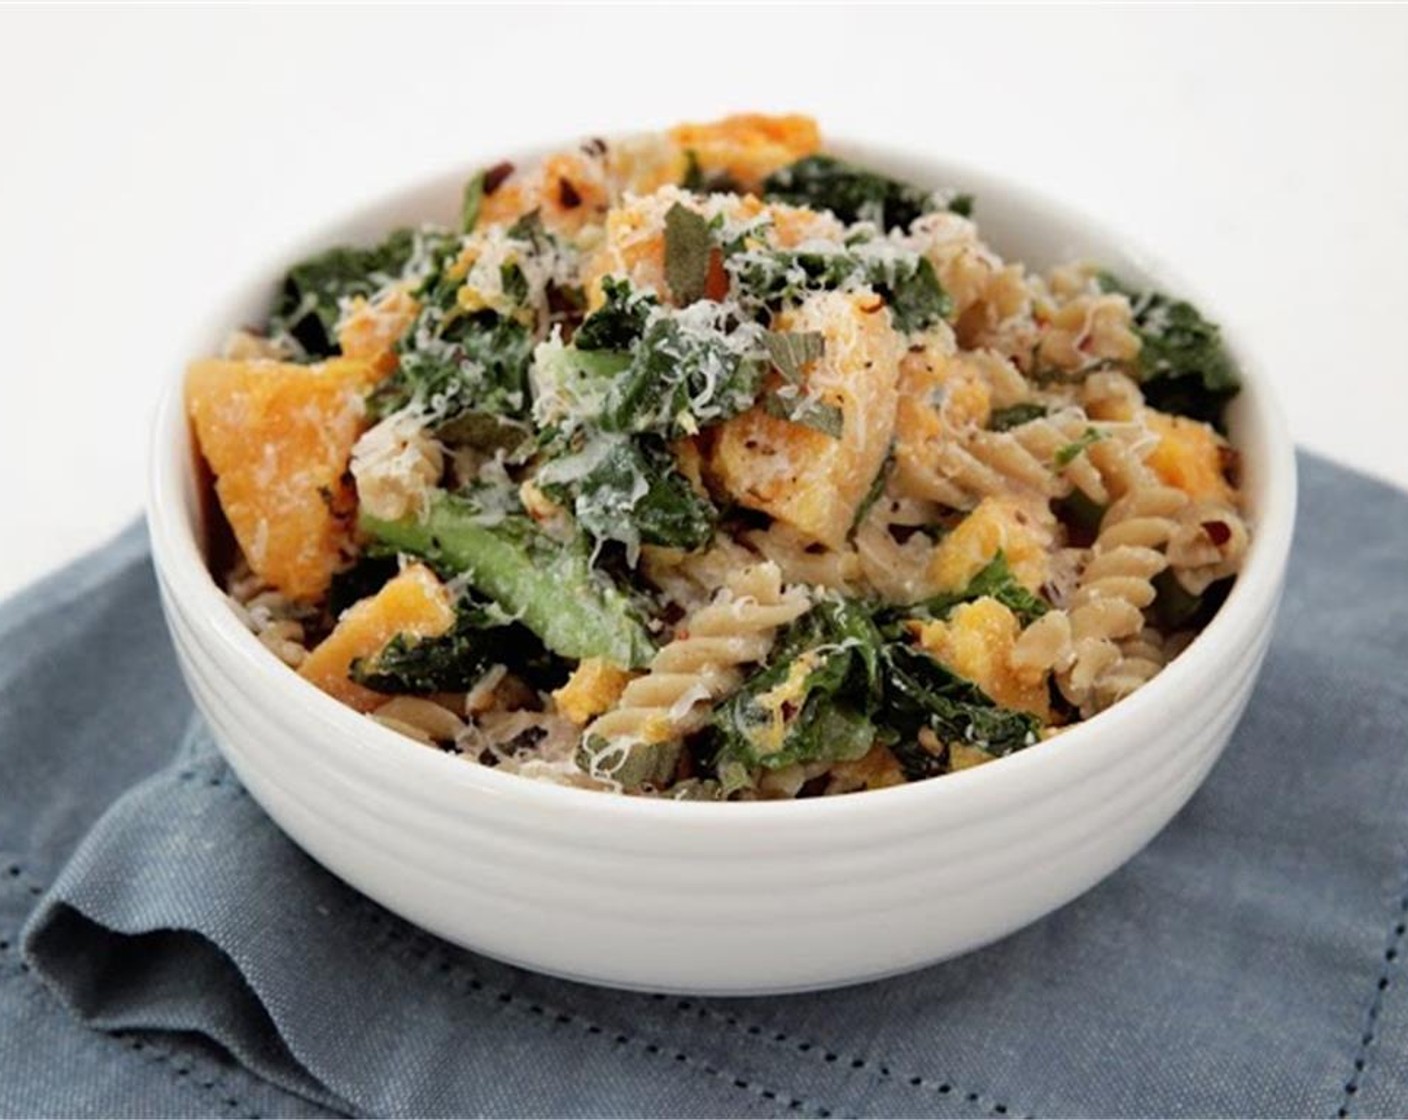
[147,139,1297,995]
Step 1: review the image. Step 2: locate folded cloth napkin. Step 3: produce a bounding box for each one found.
[4,452,1407,1119]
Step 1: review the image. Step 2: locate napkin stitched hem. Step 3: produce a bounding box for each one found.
[1337,855,1408,1117]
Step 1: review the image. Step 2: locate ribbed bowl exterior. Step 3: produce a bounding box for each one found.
[147,142,1297,995]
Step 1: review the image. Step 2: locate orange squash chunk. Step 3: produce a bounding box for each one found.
[927,497,1052,594]
[668,113,821,191]
[298,564,456,712]
[1145,412,1235,504]
[708,290,902,547]
[915,598,1051,720]
[187,357,379,601]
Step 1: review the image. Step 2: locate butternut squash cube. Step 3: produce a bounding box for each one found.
[187,357,378,600]
[708,290,903,548]
[667,113,821,191]
[298,564,456,712]
[552,658,636,725]
[928,497,1052,594]
[916,598,1051,720]
[1145,412,1235,504]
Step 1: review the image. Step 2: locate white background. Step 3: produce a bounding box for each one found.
[2,4,1405,601]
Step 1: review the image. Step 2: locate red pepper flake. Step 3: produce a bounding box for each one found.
[557,177,582,209]
[1202,520,1232,547]
[482,161,514,196]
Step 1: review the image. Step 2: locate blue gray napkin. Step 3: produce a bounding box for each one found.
[3,452,1407,1119]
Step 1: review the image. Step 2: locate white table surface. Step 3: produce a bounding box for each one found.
[3,5,1405,601]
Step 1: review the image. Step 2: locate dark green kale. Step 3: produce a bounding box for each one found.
[350,599,567,695]
[946,193,975,219]
[891,552,1050,628]
[326,554,400,618]
[681,149,743,195]
[601,315,765,436]
[1054,489,1107,540]
[1098,272,1241,427]
[1053,427,1106,468]
[539,432,716,553]
[850,443,897,534]
[712,599,884,786]
[881,256,951,332]
[367,234,536,442]
[360,488,656,668]
[270,227,432,358]
[572,277,657,351]
[352,614,485,695]
[728,246,951,332]
[988,403,1048,432]
[370,307,534,423]
[879,644,1041,758]
[762,154,969,231]
[500,261,529,305]
[1150,570,1234,632]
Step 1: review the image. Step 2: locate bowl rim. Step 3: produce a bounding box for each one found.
[147,133,1298,824]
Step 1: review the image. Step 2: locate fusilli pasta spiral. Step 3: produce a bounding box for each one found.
[583,563,810,763]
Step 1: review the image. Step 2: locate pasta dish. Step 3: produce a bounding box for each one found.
[185,114,1247,799]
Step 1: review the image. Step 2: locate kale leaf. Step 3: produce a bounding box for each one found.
[988,403,1047,432]
[360,489,656,668]
[1053,427,1106,468]
[761,154,968,231]
[270,227,429,358]
[1098,272,1241,427]
[891,552,1050,628]
[601,315,765,437]
[370,307,535,426]
[879,644,1040,758]
[326,554,400,619]
[350,599,567,695]
[573,277,657,351]
[367,234,536,441]
[681,149,743,195]
[711,599,883,782]
[880,255,951,332]
[1150,570,1233,632]
[728,246,951,332]
[1054,489,1107,538]
[538,432,716,553]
